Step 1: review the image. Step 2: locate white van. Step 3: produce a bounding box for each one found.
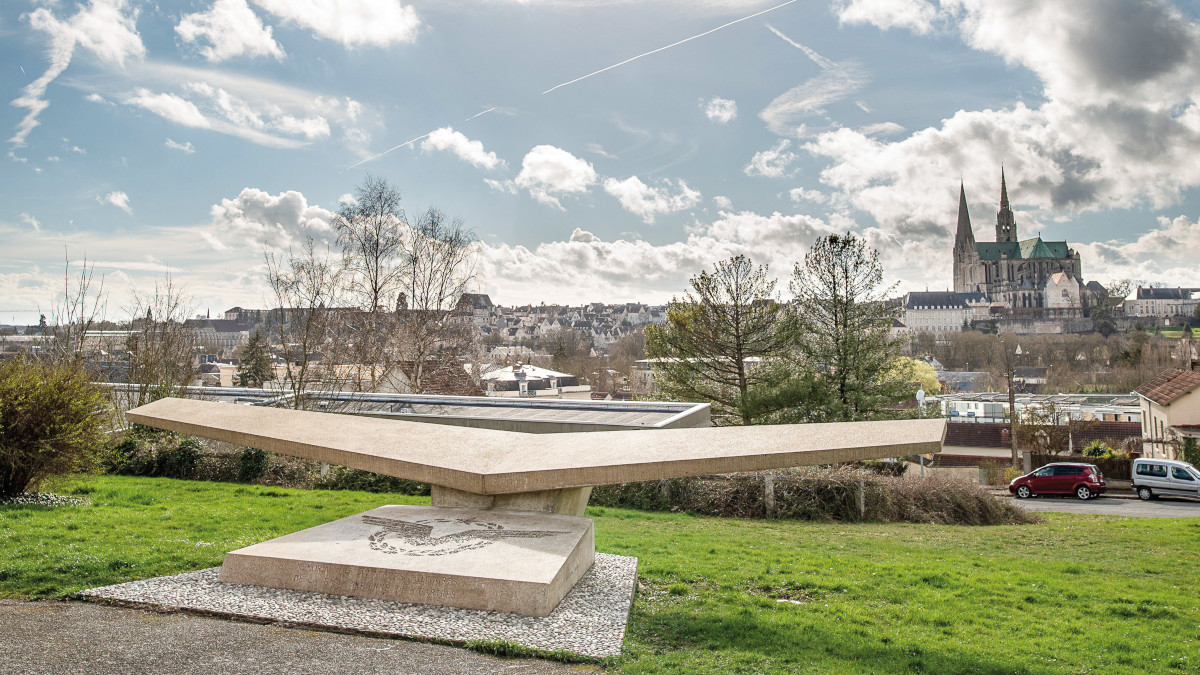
[1131,458,1200,501]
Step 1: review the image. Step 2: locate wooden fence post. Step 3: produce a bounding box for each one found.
[763,474,776,518]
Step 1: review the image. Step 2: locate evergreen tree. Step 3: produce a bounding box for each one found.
[237,331,273,388]
[645,255,796,425]
[784,232,913,422]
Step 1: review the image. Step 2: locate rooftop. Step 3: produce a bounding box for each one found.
[1135,368,1200,406]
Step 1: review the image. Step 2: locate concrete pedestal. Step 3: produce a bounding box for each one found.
[219,505,595,617]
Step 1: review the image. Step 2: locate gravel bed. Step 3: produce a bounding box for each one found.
[79,553,638,659]
[0,492,90,507]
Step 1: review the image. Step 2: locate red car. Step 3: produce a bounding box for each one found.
[1009,462,1107,500]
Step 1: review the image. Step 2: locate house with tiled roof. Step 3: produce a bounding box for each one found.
[1135,367,1200,459]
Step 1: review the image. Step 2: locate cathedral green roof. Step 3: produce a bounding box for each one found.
[976,237,1070,260]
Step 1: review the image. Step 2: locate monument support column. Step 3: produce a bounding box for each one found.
[430,485,593,517]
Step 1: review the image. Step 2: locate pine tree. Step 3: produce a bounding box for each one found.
[237,331,273,388]
[644,255,795,425]
[786,232,913,422]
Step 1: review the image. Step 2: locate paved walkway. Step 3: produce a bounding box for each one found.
[0,600,599,675]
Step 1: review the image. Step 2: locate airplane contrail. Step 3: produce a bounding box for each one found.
[345,130,436,170]
[543,0,799,95]
[764,23,834,70]
[465,107,497,121]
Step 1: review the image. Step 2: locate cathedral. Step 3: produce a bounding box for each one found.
[952,171,1084,313]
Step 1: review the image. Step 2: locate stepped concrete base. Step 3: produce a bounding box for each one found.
[219,505,594,617]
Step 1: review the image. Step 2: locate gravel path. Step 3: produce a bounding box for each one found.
[79,553,638,659]
[0,599,598,675]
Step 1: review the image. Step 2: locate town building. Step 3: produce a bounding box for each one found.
[1127,286,1200,318]
[902,291,972,333]
[1135,367,1200,459]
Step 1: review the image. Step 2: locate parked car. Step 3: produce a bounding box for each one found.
[1131,458,1200,501]
[1009,462,1107,500]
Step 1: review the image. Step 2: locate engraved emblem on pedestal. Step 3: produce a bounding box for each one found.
[362,515,567,557]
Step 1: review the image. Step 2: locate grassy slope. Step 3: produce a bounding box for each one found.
[3,476,1199,674]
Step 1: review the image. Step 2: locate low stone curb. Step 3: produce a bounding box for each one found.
[78,553,638,660]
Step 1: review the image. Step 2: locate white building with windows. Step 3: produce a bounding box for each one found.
[902,291,972,333]
[1135,368,1200,459]
[1128,286,1200,318]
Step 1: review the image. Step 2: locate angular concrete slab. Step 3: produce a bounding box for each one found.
[219,505,594,617]
[127,398,947,495]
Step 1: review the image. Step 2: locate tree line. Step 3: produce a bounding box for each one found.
[645,234,920,426]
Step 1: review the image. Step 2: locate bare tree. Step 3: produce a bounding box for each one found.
[389,206,480,393]
[45,251,107,364]
[119,274,198,410]
[265,238,351,408]
[334,176,406,313]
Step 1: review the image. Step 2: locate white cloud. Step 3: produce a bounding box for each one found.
[759,24,869,136]
[585,142,617,159]
[484,178,518,195]
[165,138,196,154]
[860,121,905,136]
[102,191,132,213]
[802,0,1200,251]
[120,78,340,148]
[338,193,357,206]
[1074,215,1200,286]
[250,0,420,48]
[789,187,826,204]
[602,176,702,224]
[514,145,597,209]
[744,139,797,178]
[713,195,733,210]
[125,89,210,128]
[19,213,41,232]
[703,96,738,123]
[833,0,942,34]
[176,0,284,63]
[10,0,145,149]
[481,210,840,304]
[210,187,336,250]
[420,127,505,170]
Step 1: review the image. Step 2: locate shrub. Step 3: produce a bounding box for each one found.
[104,437,157,476]
[237,447,270,483]
[1183,438,1200,466]
[312,466,430,495]
[1083,440,1114,458]
[154,439,200,479]
[0,358,107,498]
[591,466,1038,525]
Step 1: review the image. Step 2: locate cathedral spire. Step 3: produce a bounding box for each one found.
[954,181,975,250]
[995,169,1017,242]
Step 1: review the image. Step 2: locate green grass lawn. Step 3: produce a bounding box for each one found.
[3,476,1199,674]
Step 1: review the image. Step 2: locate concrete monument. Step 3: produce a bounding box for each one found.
[127,398,945,617]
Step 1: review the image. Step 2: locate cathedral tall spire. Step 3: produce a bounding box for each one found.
[995,169,1017,242]
[954,181,975,251]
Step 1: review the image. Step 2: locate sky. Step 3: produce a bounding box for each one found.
[4,0,1200,324]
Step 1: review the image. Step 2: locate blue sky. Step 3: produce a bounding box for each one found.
[4,0,1200,324]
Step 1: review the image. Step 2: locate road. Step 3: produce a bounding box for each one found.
[1005,495,1200,517]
